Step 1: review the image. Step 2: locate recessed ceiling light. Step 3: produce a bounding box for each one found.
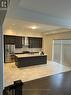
[31,26,37,29]
[29,26,38,30]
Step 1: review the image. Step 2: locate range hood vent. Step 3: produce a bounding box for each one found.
[22,37,29,47]
[25,37,28,46]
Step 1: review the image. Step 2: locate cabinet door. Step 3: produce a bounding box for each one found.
[4,35,15,44]
[22,37,25,46]
[9,36,15,44]
[28,37,42,48]
[15,36,22,48]
[37,38,42,48]
[4,35,8,44]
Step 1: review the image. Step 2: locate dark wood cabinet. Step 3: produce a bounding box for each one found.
[22,37,25,46]
[4,35,42,48]
[4,35,22,48]
[28,37,42,48]
[4,35,15,44]
[15,55,47,67]
[15,36,22,48]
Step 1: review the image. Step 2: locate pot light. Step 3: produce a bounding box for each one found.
[31,26,37,29]
[29,26,38,30]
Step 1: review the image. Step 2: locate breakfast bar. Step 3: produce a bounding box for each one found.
[15,54,47,67]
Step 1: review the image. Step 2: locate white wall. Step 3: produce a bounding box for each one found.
[3,28,43,37]
[0,25,3,95]
[43,31,71,60]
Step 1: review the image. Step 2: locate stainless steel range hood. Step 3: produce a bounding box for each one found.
[25,37,28,46]
[22,37,29,47]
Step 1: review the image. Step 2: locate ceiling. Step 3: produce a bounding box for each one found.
[19,0,71,19]
[4,0,71,34]
[4,19,62,32]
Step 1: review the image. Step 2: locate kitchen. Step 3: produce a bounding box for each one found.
[0,0,71,94]
[4,34,47,67]
[3,19,71,88]
[3,23,49,87]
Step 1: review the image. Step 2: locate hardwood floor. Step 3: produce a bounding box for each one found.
[23,71,71,95]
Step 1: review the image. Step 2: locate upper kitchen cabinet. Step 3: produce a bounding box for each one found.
[4,35,15,44]
[4,35,22,48]
[4,35,43,48]
[28,37,42,48]
[22,37,25,46]
[15,36,22,48]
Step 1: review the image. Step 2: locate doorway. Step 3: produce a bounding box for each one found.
[52,39,71,67]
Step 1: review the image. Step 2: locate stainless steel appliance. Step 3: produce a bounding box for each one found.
[5,44,15,63]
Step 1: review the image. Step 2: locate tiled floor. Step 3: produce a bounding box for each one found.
[4,61,71,87]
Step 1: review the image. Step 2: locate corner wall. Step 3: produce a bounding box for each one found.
[0,25,3,95]
[43,31,71,60]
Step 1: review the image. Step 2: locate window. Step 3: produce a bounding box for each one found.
[52,39,71,67]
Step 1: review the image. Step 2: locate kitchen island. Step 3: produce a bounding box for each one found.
[15,54,47,67]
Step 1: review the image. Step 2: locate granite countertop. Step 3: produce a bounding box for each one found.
[15,53,47,58]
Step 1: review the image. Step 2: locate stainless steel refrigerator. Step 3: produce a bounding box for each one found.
[4,44,15,63]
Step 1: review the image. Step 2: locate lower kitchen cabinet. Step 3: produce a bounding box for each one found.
[15,54,47,67]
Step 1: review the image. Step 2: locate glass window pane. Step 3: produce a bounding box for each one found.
[62,40,71,67]
[53,40,61,63]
